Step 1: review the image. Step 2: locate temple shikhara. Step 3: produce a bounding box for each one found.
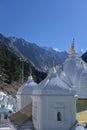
[7,41,87,130]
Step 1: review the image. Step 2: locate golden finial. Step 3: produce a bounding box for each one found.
[69,39,74,54]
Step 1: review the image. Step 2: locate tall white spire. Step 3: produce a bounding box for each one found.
[52,57,56,73]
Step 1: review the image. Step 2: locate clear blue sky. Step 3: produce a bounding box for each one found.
[0,0,87,52]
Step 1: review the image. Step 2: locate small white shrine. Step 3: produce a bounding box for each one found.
[16,75,37,111]
[32,68,77,130]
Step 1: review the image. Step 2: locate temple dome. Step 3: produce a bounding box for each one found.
[17,75,37,95]
[63,51,87,81]
[32,68,75,96]
[63,51,87,97]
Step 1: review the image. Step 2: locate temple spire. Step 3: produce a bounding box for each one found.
[69,39,75,54]
[29,67,32,76]
[51,57,56,73]
[27,67,33,80]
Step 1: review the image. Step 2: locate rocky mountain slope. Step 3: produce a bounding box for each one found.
[0,33,68,72]
[9,37,68,71]
[0,42,46,96]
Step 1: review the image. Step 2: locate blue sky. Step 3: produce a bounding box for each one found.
[0,0,87,52]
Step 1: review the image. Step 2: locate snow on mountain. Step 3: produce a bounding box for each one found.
[53,48,61,52]
[79,49,86,56]
[42,47,60,52]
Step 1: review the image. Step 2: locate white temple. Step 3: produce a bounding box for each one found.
[32,68,77,130]
[9,41,87,130]
[63,43,87,98]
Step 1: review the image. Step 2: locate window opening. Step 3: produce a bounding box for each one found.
[57,112,62,121]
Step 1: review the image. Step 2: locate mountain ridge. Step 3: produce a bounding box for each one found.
[1,33,86,72]
[8,35,68,71]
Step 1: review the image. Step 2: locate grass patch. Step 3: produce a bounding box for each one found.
[76,99,87,123]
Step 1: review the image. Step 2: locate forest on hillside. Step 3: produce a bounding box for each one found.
[0,45,47,95]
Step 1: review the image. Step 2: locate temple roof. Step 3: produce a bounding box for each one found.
[32,67,75,96]
[17,75,37,95]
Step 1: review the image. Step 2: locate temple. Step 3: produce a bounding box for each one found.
[8,42,87,130]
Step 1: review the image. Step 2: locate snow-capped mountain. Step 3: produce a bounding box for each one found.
[9,37,68,71]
